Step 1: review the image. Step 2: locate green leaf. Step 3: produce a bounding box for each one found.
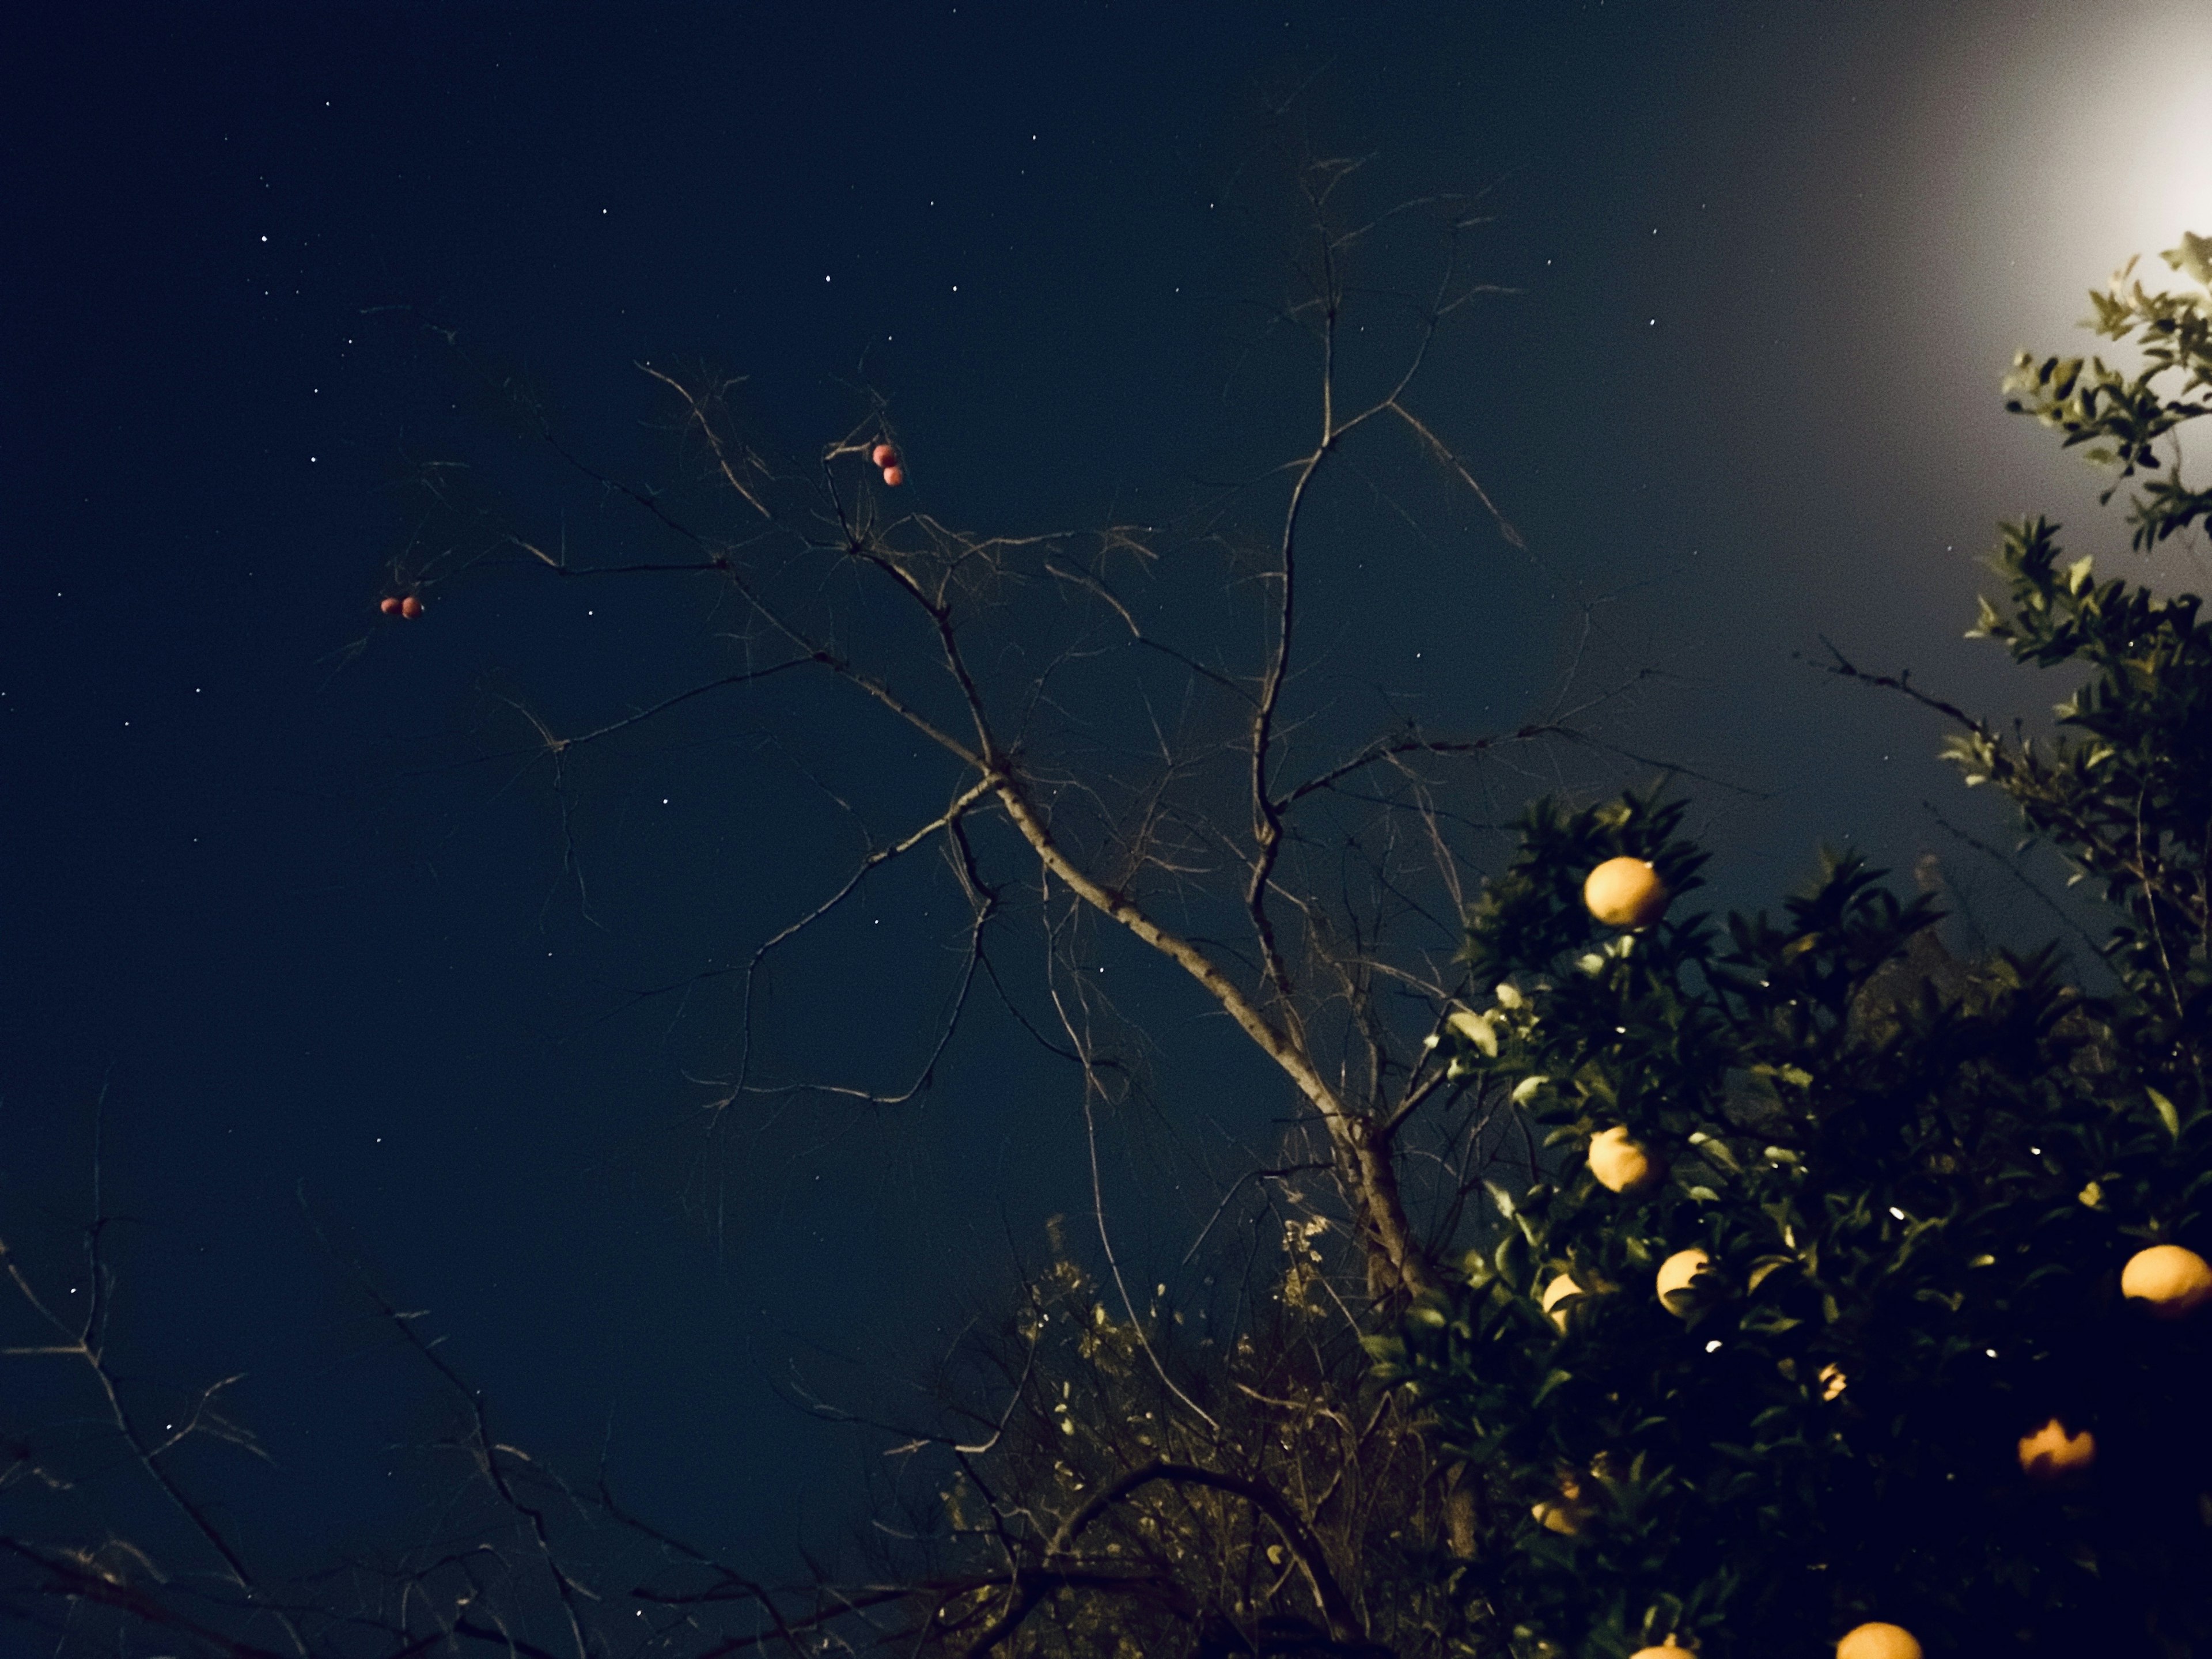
[2147,1086,2181,1142]
[1746,1258,1791,1294]
[2163,229,2212,286]
[1738,1306,1803,1335]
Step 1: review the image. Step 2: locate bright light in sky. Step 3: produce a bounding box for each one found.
[1885,0,2212,533]
[2002,2,2212,497]
[2017,6,2212,301]
[1968,1,2212,332]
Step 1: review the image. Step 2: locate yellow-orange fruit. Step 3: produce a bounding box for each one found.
[2121,1244,2212,1319]
[1540,1272,1584,1332]
[1589,1126,1662,1194]
[1531,1498,1581,1535]
[1532,1472,1586,1534]
[2017,1417,2096,1483]
[1584,856,1670,929]
[1656,1248,1711,1313]
[1836,1625,1921,1659]
[1630,1641,1689,1659]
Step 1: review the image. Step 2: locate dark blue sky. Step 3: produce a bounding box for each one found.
[4,0,2206,1586]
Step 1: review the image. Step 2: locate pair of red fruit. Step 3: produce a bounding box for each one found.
[870,442,905,487]
[379,596,424,619]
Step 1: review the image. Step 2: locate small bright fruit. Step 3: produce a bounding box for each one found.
[881,464,906,487]
[2122,1244,2212,1319]
[1531,1472,1586,1534]
[1630,1640,1690,1658]
[1589,1126,1662,1194]
[1541,1272,1584,1332]
[1817,1362,1848,1402]
[1836,1624,1921,1659]
[870,442,897,468]
[379,596,402,616]
[1656,1248,1711,1313]
[2017,1416,2096,1483]
[1584,856,1669,929]
[1531,1498,1581,1535]
[400,595,423,619]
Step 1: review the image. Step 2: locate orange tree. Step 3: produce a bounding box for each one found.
[1375,234,2212,1658]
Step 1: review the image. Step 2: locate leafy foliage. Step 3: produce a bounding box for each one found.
[879,1228,1472,1657]
[1376,236,2212,1657]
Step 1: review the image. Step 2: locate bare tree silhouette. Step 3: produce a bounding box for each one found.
[1,138,1718,1657]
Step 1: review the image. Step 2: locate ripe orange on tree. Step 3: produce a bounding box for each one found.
[2120,1243,2212,1319]
[1583,855,1669,928]
[1540,1271,1585,1332]
[1589,1124,1662,1194]
[2016,1416,2096,1483]
[1654,1247,1710,1313]
[1835,1624,1920,1659]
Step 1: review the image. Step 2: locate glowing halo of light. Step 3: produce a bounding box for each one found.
[1884,0,2212,569]
[1946,3,2212,316]
[1960,2,2212,347]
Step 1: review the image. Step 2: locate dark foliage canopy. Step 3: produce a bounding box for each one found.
[1379,239,2212,1658]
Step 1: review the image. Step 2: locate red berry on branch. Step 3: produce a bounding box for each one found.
[871,442,898,468]
[380,597,403,616]
[400,596,423,619]
[881,465,905,487]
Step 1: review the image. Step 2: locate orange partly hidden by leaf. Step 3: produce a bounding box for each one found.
[1656,1248,1710,1313]
[2122,1244,2212,1319]
[1589,1125,1661,1194]
[2017,1417,2096,1483]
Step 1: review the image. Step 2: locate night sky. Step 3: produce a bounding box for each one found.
[5,0,2210,1585]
